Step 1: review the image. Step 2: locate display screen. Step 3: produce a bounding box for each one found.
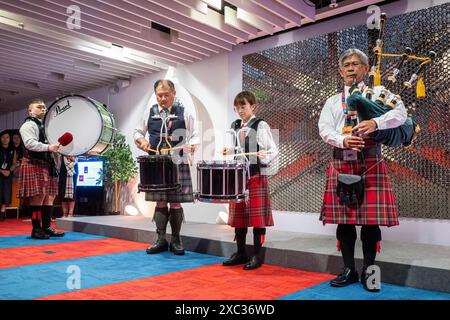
[76,161,103,187]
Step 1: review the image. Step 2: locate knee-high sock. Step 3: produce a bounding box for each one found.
[41,205,53,230]
[154,206,169,238]
[336,224,357,271]
[361,225,381,267]
[168,207,184,240]
[30,205,42,230]
[253,228,266,257]
[235,228,247,255]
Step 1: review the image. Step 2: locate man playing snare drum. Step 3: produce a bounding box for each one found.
[134,80,199,255]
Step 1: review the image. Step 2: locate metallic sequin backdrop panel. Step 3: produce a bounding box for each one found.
[243,3,450,219]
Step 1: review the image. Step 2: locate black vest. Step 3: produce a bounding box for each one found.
[0,147,14,171]
[23,117,53,164]
[231,117,264,176]
[147,103,187,151]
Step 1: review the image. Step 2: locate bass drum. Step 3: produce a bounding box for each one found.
[44,94,116,156]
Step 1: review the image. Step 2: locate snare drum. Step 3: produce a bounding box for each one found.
[196,160,247,203]
[44,94,116,156]
[137,155,180,192]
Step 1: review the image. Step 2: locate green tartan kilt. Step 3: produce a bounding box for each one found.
[145,163,194,203]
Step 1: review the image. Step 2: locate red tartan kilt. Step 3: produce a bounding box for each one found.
[320,155,399,226]
[18,157,58,198]
[228,174,274,228]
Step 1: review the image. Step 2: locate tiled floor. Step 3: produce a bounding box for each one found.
[1,220,449,300]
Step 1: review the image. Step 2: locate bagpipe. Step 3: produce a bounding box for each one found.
[345,13,436,147]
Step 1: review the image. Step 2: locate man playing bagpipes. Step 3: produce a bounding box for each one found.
[345,46,434,147]
[344,12,435,148]
[318,48,407,292]
[345,80,417,147]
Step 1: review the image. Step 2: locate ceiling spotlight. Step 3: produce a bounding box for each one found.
[329,0,338,8]
[109,43,124,58]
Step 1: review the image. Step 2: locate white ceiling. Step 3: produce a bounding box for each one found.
[0,0,385,113]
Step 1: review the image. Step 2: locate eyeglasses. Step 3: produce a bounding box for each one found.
[342,61,363,69]
[234,105,254,112]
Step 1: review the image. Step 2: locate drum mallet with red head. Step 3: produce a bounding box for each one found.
[58,132,73,146]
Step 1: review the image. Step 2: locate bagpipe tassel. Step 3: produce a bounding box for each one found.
[416,76,426,99]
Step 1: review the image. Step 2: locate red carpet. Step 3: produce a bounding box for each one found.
[0,238,148,268]
[0,219,34,236]
[38,264,335,300]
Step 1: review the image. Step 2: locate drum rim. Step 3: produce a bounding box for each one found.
[198,160,245,163]
[44,94,115,156]
[198,194,246,199]
[137,154,173,159]
[197,163,246,168]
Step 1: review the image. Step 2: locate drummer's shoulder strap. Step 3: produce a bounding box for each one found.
[231,119,242,130]
[247,118,263,131]
[150,104,159,117]
[25,116,41,126]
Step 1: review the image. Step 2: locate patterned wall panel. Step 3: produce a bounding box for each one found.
[243,3,450,219]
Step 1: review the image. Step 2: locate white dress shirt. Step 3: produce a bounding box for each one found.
[318,83,407,149]
[133,100,200,146]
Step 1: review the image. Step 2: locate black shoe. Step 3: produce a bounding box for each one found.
[223,252,248,266]
[361,267,381,292]
[330,267,359,287]
[243,256,262,270]
[0,212,5,221]
[44,227,65,237]
[31,228,50,240]
[169,240,185,256]
[146,239,169,254]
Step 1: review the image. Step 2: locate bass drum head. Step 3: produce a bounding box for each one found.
[44,95,104,156]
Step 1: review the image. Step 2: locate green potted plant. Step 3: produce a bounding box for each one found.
[100,132,138,215]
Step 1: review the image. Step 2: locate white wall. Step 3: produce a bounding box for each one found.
[1,0,449,246]
[80,52,231,222]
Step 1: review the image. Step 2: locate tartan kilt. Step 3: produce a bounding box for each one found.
[145,163,193,203]
[18,157,58,198]
[320,155,399,226]
[58,162,77,200]
[228,174,274,228]
[64,176,75,199]
[59,174,76,200]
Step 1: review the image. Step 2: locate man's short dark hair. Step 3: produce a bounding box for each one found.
[27,98,45,107]
[154,79,175,91]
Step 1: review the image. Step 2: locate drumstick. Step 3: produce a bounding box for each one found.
[145,146,159,153]
[230,151,274,157]
[160,145,184,152]
[163,146,194,165]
